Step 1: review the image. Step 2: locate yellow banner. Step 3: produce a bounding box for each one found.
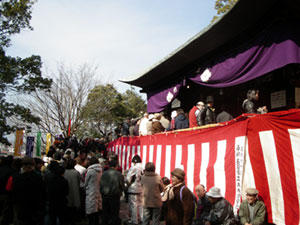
[14,129,24,156]
[46,133,51,154]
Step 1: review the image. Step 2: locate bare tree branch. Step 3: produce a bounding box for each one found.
[24,63,98,138]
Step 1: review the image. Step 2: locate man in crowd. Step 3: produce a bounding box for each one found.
[100,159,124,225]
[200,96,216,125]
[126,155,144,225]
[141,162,163,225]
[242,89,259,113]
[159,112,170,130]
[11,157,44,225]
[204,187,235,225]
[139,113,149,136]
[239,188,266,225]
[242,89,268,114]
[122,118,131,136]
[189,101,205,128]
[216,105,233,123]
[193,184,212,225]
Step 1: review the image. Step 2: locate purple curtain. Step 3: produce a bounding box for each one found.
[189,22,300,87]
[147,82,182,113]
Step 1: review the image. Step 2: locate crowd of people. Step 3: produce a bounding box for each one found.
[114,89,267,139]
[113,95,222,139]
[0,148,267,225]
[125,159,267,225]
[0,89,269,225]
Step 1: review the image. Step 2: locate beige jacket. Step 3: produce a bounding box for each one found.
[141,172,164,208]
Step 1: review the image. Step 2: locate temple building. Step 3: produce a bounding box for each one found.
[121,0,300,118]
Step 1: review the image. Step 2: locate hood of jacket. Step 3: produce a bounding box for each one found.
[87,163,102,173]
[176,114,186,121]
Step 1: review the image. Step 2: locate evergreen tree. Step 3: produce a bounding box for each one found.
[0,0,52,145]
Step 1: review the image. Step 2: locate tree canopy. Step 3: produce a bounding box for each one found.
[79,84,146,138]
[0,0,52,145]
[212,0,239,22]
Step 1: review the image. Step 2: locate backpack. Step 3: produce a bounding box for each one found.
[179,185,198,220]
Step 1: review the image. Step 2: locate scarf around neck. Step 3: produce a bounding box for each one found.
[165,182,184,201]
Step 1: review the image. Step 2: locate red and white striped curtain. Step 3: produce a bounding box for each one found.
[108,109,300,225]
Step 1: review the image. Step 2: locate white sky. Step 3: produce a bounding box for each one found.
[7,0,216,94]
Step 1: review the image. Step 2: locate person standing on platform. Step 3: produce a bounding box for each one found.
[189,101,205,128]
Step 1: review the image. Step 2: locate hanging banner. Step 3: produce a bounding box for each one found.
[46,133,51,154]
[68,119,71,137]
[36,131,42,157]
[25,136,35,157]
[14,129,24,156]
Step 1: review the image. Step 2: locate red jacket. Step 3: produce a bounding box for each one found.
[189,106,198,128]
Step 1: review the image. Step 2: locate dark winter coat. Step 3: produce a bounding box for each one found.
[175,114,189,130]
[195,194,212,224]
[242,99,256,113]
[204,197,235,225]
[12,170,45,224]
[216,111,233,123]
[46,173,69,213]
[199,106,216,125]
[166,184,195,225]
[100,168,124,197]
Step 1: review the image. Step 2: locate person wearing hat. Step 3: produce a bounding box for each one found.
[189,101,206,128]
[199,96,216,126]
[166,168,195,225]
[126,155,144,225]
[204,187,235,225]
[238,188,266,225]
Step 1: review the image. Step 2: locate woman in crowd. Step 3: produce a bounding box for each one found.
[64,158,81,225]
[85,157,103,225]
[166,168,195,225]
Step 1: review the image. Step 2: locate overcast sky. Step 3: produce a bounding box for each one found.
[7,0,216,94]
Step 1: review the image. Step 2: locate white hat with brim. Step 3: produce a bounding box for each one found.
[206,187,222,198]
